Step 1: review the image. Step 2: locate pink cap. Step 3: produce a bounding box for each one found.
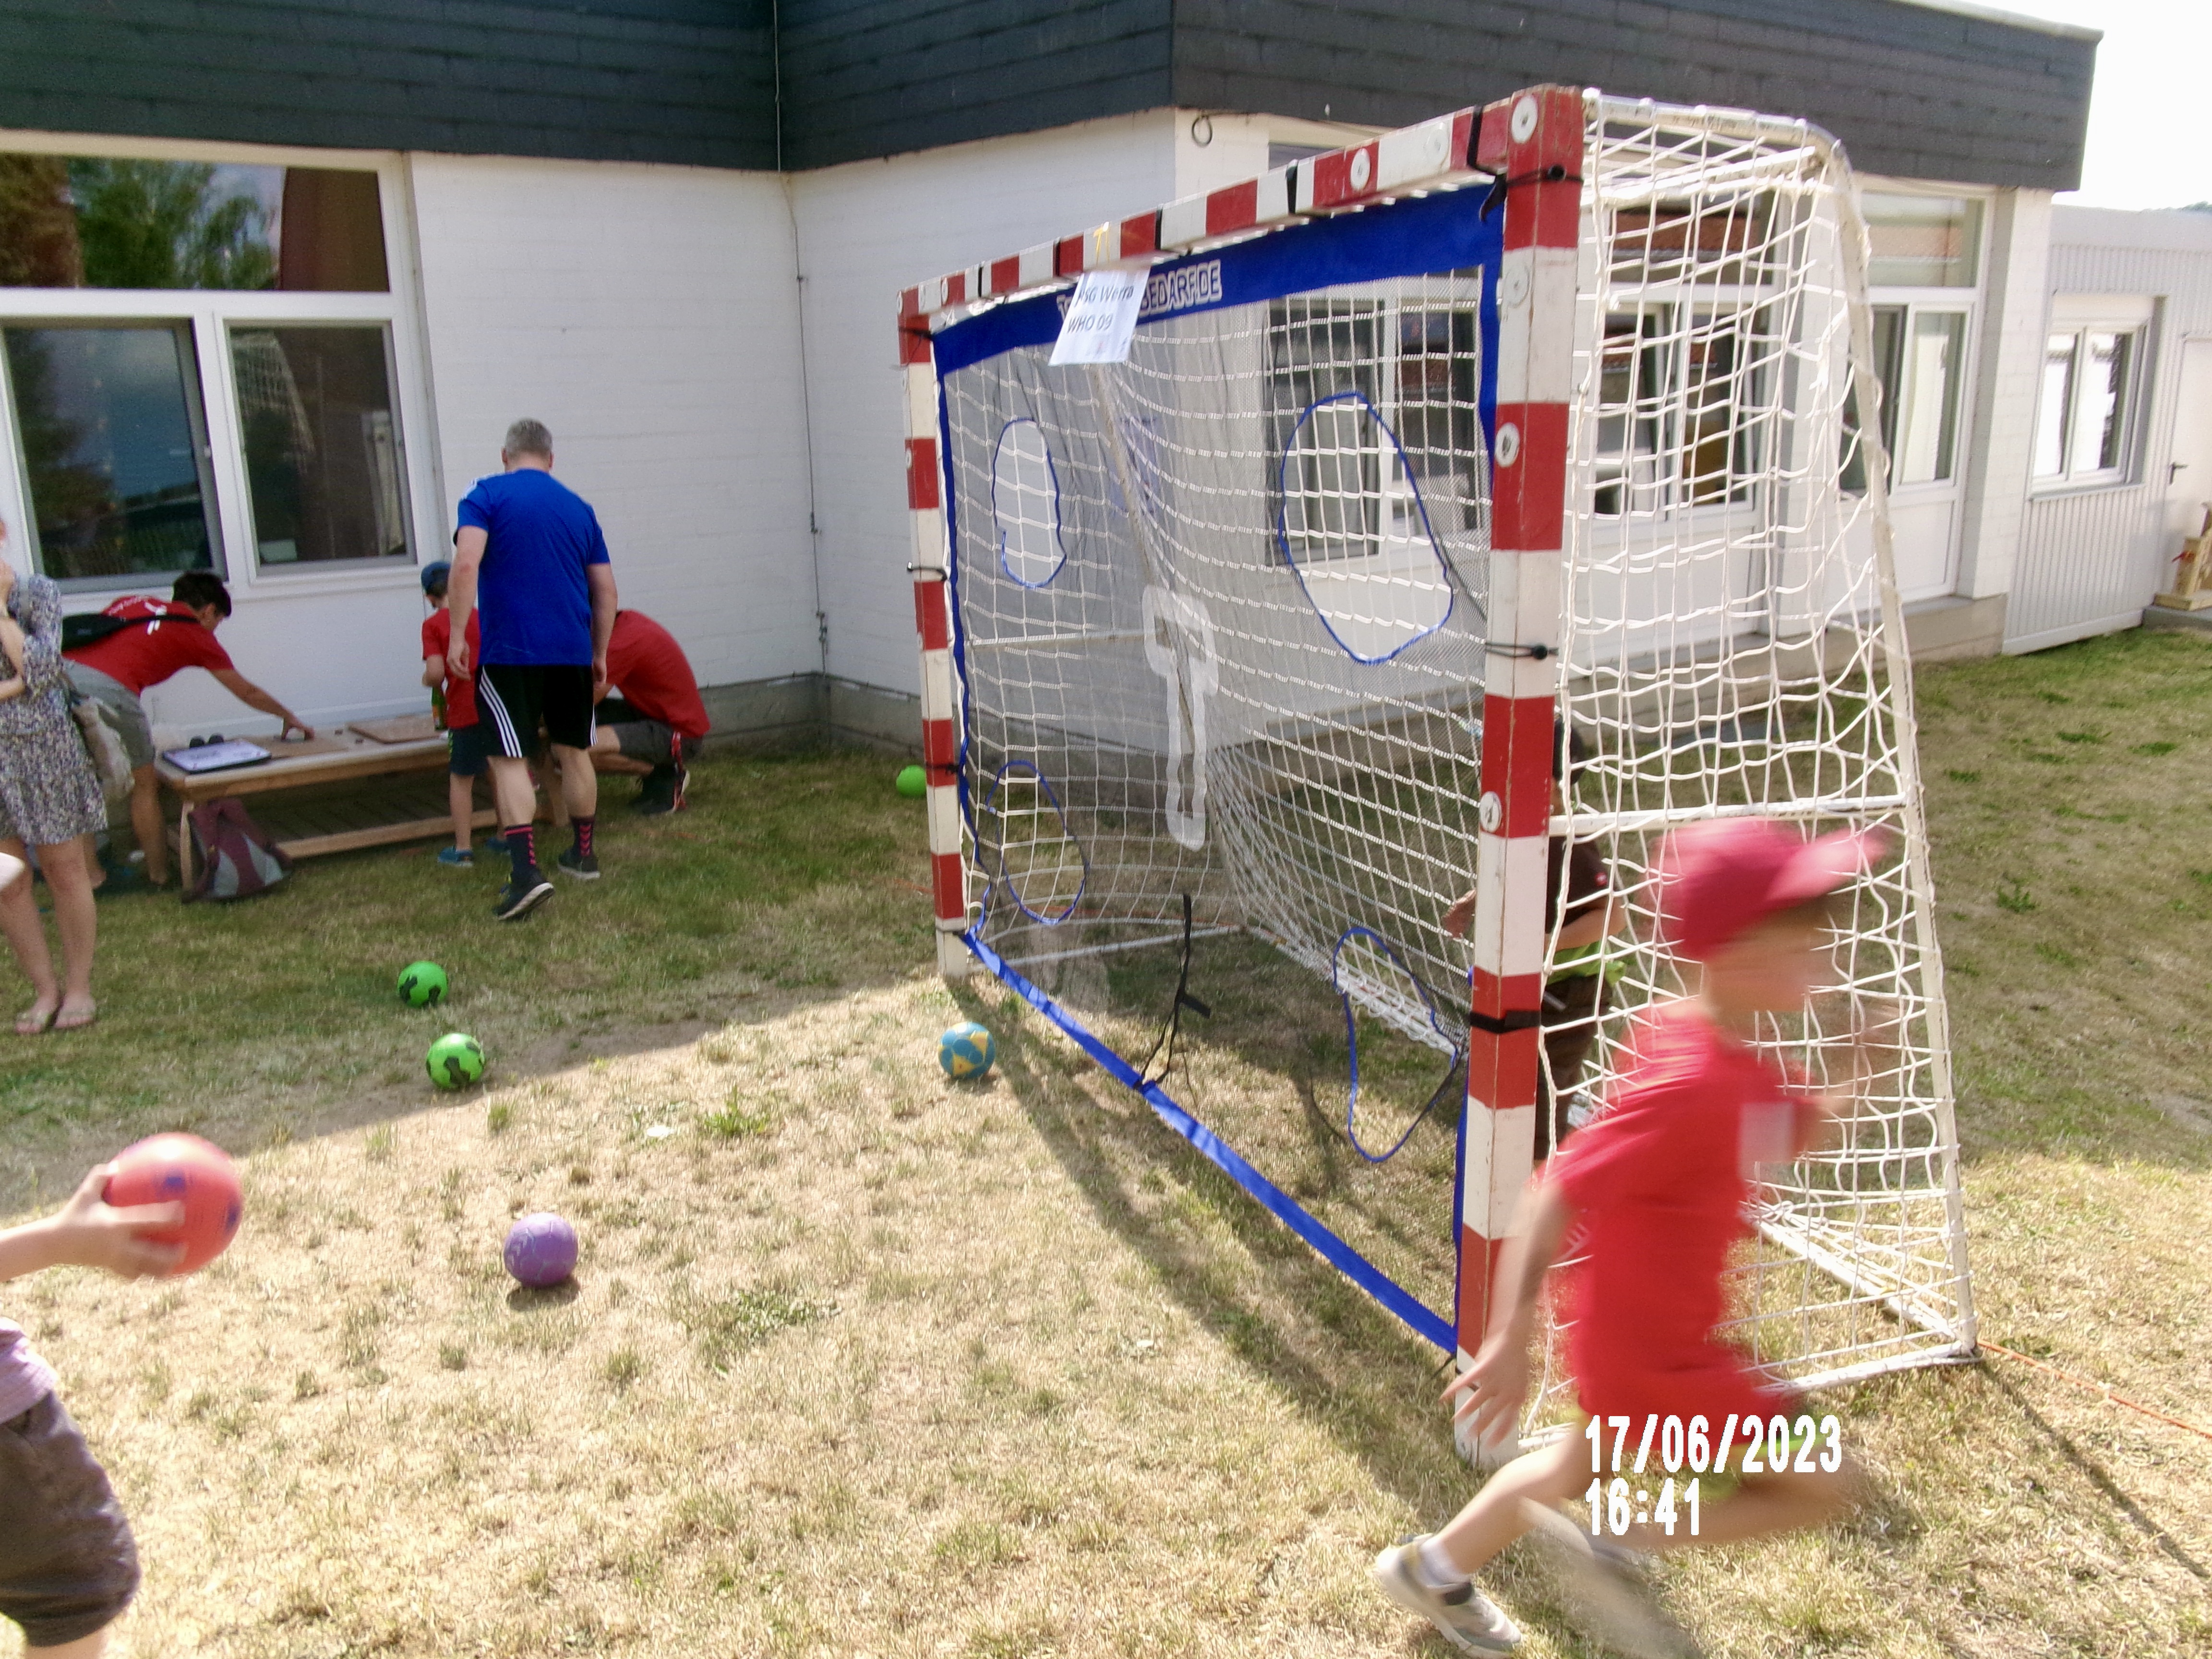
[1654,817,1890,961]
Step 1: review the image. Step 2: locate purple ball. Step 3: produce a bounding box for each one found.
[503,1212,578,1287]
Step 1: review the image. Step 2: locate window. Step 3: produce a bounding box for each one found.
[0,143,420,588]
[231,326,408,565]
[0,323,221,581]
[1265,282,1483,562]
[2035,301,2150,487]
[1594,306,1773,516]
[1843,304,1969,493]
[1862,193,1982,289]
[0,154,387,291]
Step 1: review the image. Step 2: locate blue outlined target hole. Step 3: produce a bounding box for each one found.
[1276,391,1455,663]
[991,418,1068,587]
[1329,927,1462,1166]
[982,761,1087,925]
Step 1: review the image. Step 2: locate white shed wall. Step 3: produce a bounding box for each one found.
[408,154,817,692]
[792,110,1272,715]
[2008,207,2212,652]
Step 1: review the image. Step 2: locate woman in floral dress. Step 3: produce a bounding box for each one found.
[0,523,104,1033]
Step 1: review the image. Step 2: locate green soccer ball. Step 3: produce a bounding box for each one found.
[426,1032,487,1090]
[397,960,448,1009]
[895,764,927,799]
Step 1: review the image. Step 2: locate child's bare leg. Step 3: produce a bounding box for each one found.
[1432,1431,1588,1575]
[1636,1456,1861,1553]
[449,773,476,851]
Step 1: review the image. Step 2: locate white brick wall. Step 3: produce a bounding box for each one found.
[408,153,817,694]
[790,112,1182,703]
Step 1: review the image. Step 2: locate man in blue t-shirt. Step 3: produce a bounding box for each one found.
[446,419,618,919]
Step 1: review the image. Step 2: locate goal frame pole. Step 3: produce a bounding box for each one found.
[900,295,973,979]
[1454,84,1585,1448]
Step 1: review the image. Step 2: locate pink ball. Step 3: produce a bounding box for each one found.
[503,1212,577,1287]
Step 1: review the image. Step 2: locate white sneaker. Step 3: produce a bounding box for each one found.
[1372,1537,1522,1655]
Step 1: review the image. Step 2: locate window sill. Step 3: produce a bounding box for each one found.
[2030,475,2138,500]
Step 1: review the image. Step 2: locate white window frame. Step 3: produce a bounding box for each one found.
[0,128,440,601]
[1264,275,1485,570]
[1591,286,1781,522]
[2032,294,2154,495]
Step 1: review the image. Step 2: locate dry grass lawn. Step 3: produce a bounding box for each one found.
[3,631,2211,1658]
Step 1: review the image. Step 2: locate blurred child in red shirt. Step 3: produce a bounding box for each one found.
[419,562,489,867]
[1375,817,1890,1656]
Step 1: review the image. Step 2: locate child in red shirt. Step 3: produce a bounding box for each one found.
[419,562,488,867]
[1375,817,1889,1656]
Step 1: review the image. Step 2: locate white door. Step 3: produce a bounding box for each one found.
[1882,305,1973,600]
[2166,338,2212,551]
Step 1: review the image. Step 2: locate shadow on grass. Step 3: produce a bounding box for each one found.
[1978,1363,2209,1584]
[0,747,935,1211]
[955,970,1476,1524]
[506,1278,582,1312]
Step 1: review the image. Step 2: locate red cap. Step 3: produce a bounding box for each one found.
[1655,817,1890,961]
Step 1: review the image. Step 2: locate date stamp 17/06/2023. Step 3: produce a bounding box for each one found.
[1579,1412,1846,1538]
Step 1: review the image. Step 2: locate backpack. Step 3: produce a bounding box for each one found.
[62,598,202,652]
[183,799,292,902]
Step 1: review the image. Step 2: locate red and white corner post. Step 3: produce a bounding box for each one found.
[899,292,974,980]
[1456,84,1584,1454]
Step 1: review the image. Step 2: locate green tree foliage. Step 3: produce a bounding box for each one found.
[66,158,275,290]
[0,155,83,286]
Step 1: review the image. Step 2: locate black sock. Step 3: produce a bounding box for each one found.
[572,816,595,859]
[505,824,538,883]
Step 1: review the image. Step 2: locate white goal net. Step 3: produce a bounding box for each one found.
[910,88,1975,1424]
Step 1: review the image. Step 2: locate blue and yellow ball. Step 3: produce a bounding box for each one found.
[938,1021,996,1080]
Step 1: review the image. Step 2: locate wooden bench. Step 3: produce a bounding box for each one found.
[156,713,500,886]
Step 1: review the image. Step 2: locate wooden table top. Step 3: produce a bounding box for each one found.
[155,716,449,801]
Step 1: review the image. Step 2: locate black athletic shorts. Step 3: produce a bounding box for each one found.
[0,1392,141,1648]
[446,720,497,779]
[476,663,596,756]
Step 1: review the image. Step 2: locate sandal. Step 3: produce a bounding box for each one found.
[15,1003,56,1036]
[53,1002,96,1033]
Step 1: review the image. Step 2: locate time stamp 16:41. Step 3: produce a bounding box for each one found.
[1581,1412,1846,1537]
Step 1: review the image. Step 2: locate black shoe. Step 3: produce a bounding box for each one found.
[633,763,686,816]
[555,848,600,881]
[493,876,555,920]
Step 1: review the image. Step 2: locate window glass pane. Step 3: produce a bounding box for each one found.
[1840,305,1906,493]
[2070,330,2132,475]
[231,326,409,567]
[1896,311,1966,485]
[1,323,220,581]
[2033,333,2076,479]
[0,154,386,291]
[1863,193,1982,288]
[1595,309,1671,516]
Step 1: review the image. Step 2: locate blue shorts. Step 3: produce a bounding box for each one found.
[447,721,497,779]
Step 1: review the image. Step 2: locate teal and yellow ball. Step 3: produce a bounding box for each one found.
[938,1021,995,1080]
[397,960,448,1008]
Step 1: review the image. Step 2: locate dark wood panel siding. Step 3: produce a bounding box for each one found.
[0,0,778,168]
[776,0,1172,170]
[1172,0,2094,191]
[0,0,2090,188]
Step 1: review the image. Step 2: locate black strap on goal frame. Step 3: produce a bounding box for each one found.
[1139,892,1212,1087]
